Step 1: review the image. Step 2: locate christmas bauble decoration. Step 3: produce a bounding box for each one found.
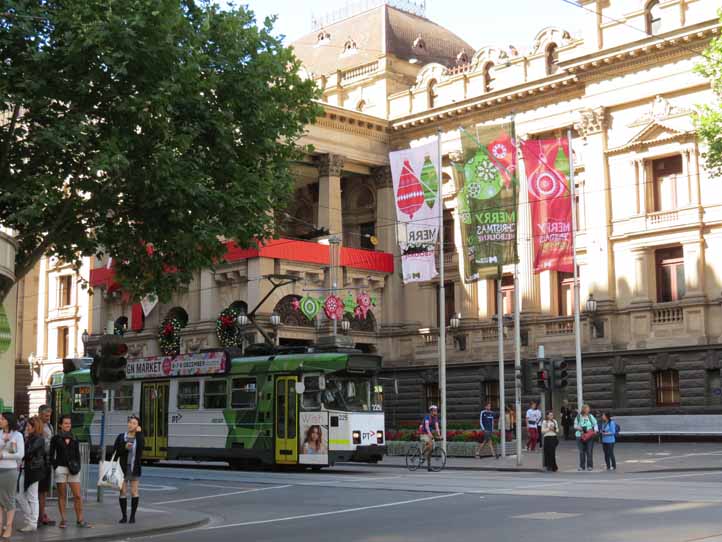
[396,160,425,219]
[420,155,438,209]
[300,296,321,321]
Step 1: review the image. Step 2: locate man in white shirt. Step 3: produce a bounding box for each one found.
[525,401,542,452]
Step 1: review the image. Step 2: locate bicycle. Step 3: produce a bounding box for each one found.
[405,439,447,472]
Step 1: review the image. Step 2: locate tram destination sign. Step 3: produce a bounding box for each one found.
[125,351,229,380]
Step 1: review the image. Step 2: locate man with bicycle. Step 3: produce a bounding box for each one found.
[420,405,441,472]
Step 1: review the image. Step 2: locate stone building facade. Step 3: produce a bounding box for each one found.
[83,0,722,426]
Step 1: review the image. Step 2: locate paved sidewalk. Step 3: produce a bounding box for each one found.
[354,441,722,473]
[12,498,207,542]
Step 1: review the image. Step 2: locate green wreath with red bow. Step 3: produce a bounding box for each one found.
[216,307,241,347]
[159,317,183,356]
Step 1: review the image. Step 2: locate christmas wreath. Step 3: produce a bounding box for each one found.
[216,307,241,347]
[159,317,183,356]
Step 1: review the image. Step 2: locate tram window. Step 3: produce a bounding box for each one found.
[72,386,91,412]
[204,380,228,409]
[178,381,200,410]
[231,378,257,409]
[302,376,321,410]
[92,387,106,411]
[113,384,134,411]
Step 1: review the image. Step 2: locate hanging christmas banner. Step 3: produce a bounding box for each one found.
[300,296,322,321]
[521,138,574,274]
[389,140,442,283]
[453,122,519,282]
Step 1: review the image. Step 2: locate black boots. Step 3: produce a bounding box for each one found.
[130,497,139,524]
[119,497,127,523]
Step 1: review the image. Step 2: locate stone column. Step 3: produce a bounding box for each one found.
[631,247,650,304]
[633,158,645,215]
[516,145,541,314]
[318,154,345,237]
[683,239,705,299]
[575,108,615,305]
[372,165,402,327]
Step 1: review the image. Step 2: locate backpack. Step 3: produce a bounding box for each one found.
[614,422,621,436]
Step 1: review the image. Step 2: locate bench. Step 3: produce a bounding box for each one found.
[614,415,722,443]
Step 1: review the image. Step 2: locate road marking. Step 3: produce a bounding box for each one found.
[205,492,464,530]
[137,507,170,514]
[625,502,718,515]
[630,471,722,481]
[153,485,291,505]
[512,512,581,521]
[194,483,256,490]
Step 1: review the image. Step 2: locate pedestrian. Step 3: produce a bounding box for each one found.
[37,405,54,527]
[505,405,515,441]
[16,417,46,532]
[574,404,598,471]
[0,412,25,540]
[49,415,90,529]
[476,403,499,459]
[601,412,618,471]
[541,411,559,472]
[113,416,144,524]
[525,401,542,452]
[561,403,574,440]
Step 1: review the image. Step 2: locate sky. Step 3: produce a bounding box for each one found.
[230,1,586,51]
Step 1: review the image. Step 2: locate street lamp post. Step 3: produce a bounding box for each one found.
[82,329,89,357]
[270,312,281,346]
[341,318,351,334]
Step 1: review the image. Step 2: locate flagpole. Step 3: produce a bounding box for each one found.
[437,129,447,453]
[568,128,583,410]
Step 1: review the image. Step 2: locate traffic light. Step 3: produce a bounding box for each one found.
[553,359,569,389]
[536,369,550,390]
[90,335,128,385]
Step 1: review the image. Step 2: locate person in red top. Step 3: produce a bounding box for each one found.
[420,406,441,472]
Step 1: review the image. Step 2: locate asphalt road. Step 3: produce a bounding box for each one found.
[123,461,722,542]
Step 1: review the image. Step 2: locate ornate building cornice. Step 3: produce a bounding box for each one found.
[575,107,607,137]
[371,165,392,189]
[318,153,345,177]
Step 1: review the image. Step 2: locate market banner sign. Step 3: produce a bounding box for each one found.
[453,122,518,281]
[125,351,229,379]
[521,138,574,274]
[389,140,441,283]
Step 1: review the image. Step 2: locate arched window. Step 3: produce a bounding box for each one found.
[456,49,469,66]
[114,316,129,336]
[428,79,438,109]
[655,369,679,406]
[273,295,313,327]
[229,300,248,316]
[483,63,495,92]
[343,39,357,55]
[645,0,662,35]
[355,100,366,112]
[166,307,189,327]
[317,31,330,45]
[545,43,558,75]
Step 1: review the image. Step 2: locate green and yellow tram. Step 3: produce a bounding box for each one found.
[53,349,387,468]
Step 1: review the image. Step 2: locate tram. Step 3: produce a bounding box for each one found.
[53,348,387,468]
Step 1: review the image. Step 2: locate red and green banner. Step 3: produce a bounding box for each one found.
[521,139,573,274]
[453,122,518,281]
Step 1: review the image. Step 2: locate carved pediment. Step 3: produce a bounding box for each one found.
[608,120,695,155]
[629,96,692,127]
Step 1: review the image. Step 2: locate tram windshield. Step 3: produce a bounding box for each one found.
[302,374,383,412]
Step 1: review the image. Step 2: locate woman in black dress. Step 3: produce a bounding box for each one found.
[113,416,144,524]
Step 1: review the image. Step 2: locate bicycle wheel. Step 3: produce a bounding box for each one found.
[406,445,422,471]
[429,446,447,472]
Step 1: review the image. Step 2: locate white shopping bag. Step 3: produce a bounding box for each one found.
[97,453,125,491]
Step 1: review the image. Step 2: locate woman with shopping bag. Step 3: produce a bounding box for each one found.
[112,417,144,524]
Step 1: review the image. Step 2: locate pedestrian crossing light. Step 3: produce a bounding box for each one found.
[90,335,128,385]
[553,359,569,389]
[536,369,550,391]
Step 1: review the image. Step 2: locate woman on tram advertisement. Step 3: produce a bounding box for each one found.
[302,425,327,455]
[299,414,329,465]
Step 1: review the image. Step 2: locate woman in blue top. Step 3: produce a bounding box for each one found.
[601,412,618,471]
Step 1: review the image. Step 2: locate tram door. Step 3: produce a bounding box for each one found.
[274,376,298,464]
[141,382,170,460]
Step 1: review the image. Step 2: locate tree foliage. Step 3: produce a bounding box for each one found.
[694,9,722,178]
[0,0,321,302]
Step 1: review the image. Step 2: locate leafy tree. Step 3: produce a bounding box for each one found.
[0,0,321,302]
[695,9,722,178]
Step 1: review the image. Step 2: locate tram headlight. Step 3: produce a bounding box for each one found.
[376,431,384,444]
[352,431,361,444]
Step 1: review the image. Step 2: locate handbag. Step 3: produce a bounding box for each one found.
[580,429,596,443]
[68,459,81,475]
[98,453,124,491]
